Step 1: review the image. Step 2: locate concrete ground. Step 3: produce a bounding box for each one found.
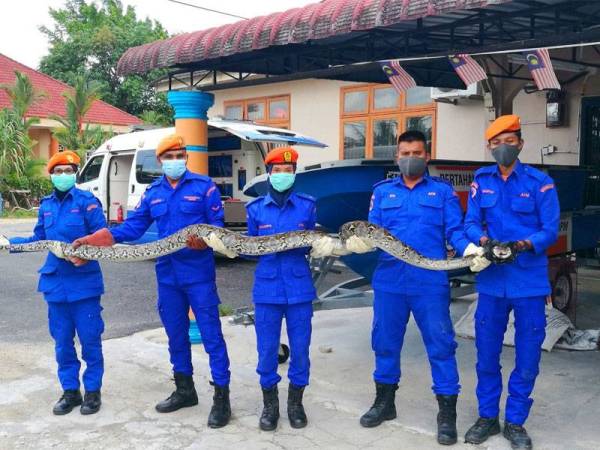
[1,302,599,450]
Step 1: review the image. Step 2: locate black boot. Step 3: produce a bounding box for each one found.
[259,386,280,431]
[464,417,501,444]
[80,391,102,415]
[436,395,458,445]
[287,383,307,429]
[155,373,199,413]
[359,382,398,427]
[52,389,83,415]
[207,382,231,428]
[503,421,533,450]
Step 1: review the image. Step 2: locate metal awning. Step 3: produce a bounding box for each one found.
[117,0,600,89]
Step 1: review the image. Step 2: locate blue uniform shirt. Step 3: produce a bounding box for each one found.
[369,174,470,295]
[246,192,317,304]
[110,170,224,286]
[9,188,106,303]
[464,160,560,298]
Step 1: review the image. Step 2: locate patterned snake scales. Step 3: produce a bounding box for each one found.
[1,221,494,271]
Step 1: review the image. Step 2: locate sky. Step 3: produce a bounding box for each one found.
[0,0,315,69]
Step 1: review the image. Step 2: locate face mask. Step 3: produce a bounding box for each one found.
[492,143,520,167]
[51,173,76,192]
[397,156,427,178]
[162,159,186,180]
[269,173,295,192]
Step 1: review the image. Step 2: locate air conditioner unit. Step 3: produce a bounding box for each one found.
[431,83,482,101]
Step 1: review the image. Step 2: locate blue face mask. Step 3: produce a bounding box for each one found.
[162,159,187,180]
[51,173,77,192]
[269,172,295,192]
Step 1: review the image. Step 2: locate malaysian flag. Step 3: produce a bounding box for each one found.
[523,48,561,90]
[448,54,487,86]
[380,60,416,93]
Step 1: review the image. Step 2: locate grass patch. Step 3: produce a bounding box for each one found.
[1,209,38,219]
[218,304,234,317]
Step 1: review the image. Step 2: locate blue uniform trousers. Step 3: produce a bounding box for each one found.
[47,297,104,392]
[372,290,460,395]
[157,282,230,386]
[254,302,313,388]
[475,294,546,425]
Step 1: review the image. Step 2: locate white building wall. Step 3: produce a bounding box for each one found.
[207,75,600,167]
[435,99,489,161]
[210,79,354,167]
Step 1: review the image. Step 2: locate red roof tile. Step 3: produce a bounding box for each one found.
[0,53,142,126]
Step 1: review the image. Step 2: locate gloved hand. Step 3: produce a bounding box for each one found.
[72,228,115,249]
[469,255,492,272]
[310,236,336,259]
[483,239,517,264]
[0,234,9,253]
[69,256,89,267]
[205,232,237,259]
[463,242,485,257]
[186,234,208,251]
[345,235,375,254]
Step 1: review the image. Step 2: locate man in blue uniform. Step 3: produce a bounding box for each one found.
[346,131,488,445]
[73,134,232,428]
[205,147,333,431]
[2,151,106,415]
[463,115,559,450]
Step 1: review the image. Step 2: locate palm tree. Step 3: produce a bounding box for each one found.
[51,75,110,160]
[0,70,46,128]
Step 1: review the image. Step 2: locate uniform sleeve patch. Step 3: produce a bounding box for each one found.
[211,205,221,211]
[207,186,217,196]
[86,204,98,211]
[369,194,375,211]
[540,183,555,193]
[470,182,478,198]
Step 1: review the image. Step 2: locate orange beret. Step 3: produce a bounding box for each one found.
[47,150,80,173]
[485,114,521,141]
[156,134,185,157]
[264,147,298,165]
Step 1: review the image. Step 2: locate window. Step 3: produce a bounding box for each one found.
[208,155,233,178]
[224,95,290,128]
[78,155,104,183]
[343,122,367,159]
[136,149,162,184]
[224,103,243,120]
[340,84,437,159]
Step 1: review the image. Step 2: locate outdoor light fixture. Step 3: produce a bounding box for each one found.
[546,90,567,128]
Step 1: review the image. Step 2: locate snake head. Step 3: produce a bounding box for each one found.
[483,240,517,264]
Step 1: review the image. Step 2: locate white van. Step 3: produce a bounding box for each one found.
[76,119,325,240]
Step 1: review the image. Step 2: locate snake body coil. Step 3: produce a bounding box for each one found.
[3,221,476,270]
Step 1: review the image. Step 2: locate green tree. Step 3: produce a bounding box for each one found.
[39,0,172,118]
[0,109,33,177]
[0,70,47,128]
[51,76,113,159]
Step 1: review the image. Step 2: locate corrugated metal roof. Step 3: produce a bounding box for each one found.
[117,0,511,75]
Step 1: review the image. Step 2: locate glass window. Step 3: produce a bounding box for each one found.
[372,118,398,159]
[343,121,366,159]
[269,98,289,120]
[406,87,432,106]
[224,104,242,120]
[344,90,368,114]
[406,115,433,152]
[208,155,233,178]
[374,87,399,110]
[247,102,265,121]
[78,155,103,183]
[136,149,162,184]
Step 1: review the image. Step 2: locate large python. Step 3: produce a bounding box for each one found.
[1,221,513,270]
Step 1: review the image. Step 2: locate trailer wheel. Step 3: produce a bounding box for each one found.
[278,343,290,364]
[552,271,573,313]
